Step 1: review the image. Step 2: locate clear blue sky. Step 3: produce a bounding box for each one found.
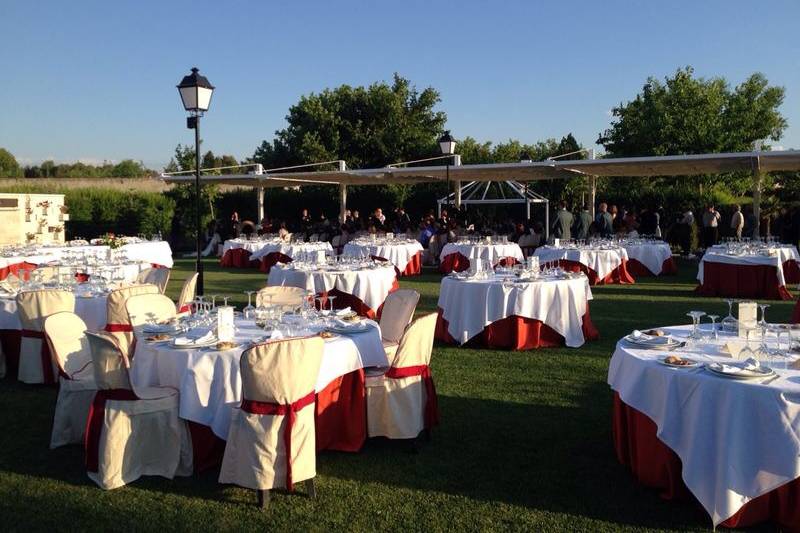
[1,0,799,170]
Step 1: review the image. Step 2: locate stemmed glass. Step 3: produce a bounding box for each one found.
[707,314,719,341]
[721,299,738,333]
[243,291,256,320]
[758,303,770,328]
[327,294,338,313]
[686,311,706,340]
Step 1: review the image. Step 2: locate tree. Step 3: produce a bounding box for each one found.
[0,148,21,177]
[111,159,147,178]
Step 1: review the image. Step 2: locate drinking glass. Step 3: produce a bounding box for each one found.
[758,303,770,328]
[720,299,738,333]
[328,294,337,312]
[707,314,719,341]
[243,291,256,320]
[686,311,706,339]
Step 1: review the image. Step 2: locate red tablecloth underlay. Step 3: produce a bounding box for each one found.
[258,252,292,274]
[169,369,369,473]
[626,257,678,277]
[314,279,399,320]
[434,307,599,350]
[695,261,793,301]
[556,259,635,285]
[613,392,800,530]
[438,253,519,274]
[220,248,260,269]
[371,252,422,277]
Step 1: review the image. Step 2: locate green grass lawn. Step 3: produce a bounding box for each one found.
[0,258,793,532]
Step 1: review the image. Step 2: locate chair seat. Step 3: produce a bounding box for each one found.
[60,376,97,392]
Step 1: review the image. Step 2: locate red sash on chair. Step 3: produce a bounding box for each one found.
[240,391,316,491]
[384,365,440,429]
[84,388,139,472]
[20,329,55,385]
[104,323,132,333]
[178,304,191,314]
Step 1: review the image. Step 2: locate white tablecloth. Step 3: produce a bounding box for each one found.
[622,242,673,275]
[534,246,629,280]
[130,320,387,440]
[0,241,173,270]
[342,241,423,272]
[0,293,108,331]
[437,275,593,347]
[221,238,278,256]
[699,245,800,286]
[608,325,800,526]
[267,264,396,312]
[249,242,333,263]
[439,243,524,265]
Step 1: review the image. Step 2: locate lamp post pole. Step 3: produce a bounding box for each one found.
[446,159,450,209]
[194,116,203,295]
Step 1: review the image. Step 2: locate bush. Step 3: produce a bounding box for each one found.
[0,184,174,240]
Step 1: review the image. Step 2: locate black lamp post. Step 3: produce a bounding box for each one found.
[177,67,214,295]
[438,130,457,209]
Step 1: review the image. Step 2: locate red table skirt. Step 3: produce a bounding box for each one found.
[793,300,800,324]
[258,252,292,274]
[220,248,259,268]
[438,252,519,274]
[784,260,800,284]
[0,329,21,379]
[185,369,367,472]
[434,306,599,350]
[0,262,37,282]
[695,261,793,300]
[556,259,635,285]
[372,252,422,276]
[314,279,399,320]
[626,257,678,277]
[613,392,800,530]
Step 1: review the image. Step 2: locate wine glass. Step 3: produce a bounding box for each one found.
[721,299,738,333]
[243,291,256,320]
[686,311,706,339]
[327,294,337,313]
[707,314,719,341]
[758,303,770,328]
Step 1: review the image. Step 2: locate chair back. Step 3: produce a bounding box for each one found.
[135,267,153,284]
[176,273,198,313]
[43,311,92,380]
[105,284,159,356]
[255,286,306,308]
[391,313,437,369]
[125,294,177,328]
[145,268,171,294]
[16,289,76,334]
[378,289,420,343]
[240,337,324,404]
[86,331,132,391]
[35,266,59,282]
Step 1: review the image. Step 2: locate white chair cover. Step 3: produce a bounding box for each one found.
[366,313,439,439]
[84,331,192,490]
[176,273,198,314]
[44,311,96,448]
[125,294,177,330]
[255,286,307,308]
[137,267,170,294]
[16,289,75,384]
[378,289,419,344]
[219,337,324,491]
[104,284,159,358]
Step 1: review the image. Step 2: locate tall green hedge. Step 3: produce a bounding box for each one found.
[0,184,174,240]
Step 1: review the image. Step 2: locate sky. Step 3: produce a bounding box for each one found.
[1,0,799,170]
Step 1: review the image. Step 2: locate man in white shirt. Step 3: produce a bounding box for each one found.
[730,204,744,240]
[702,205,721,248]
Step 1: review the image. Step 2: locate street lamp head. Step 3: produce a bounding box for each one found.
[438,130,457,156]
[177,67,215,113]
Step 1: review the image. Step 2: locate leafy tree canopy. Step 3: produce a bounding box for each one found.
[0,148,21,178]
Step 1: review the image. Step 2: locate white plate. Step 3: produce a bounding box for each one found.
[328,322,371,334]
[171,337,218,348]
[707,362,774,380]
[143,323,181,334]
[624,335,681,348]
[657,357,701,369]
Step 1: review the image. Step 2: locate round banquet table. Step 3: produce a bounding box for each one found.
[435,273,598,350]
[267,263,398,319]
[0,240,173,280]
[130,319,388,470]
[533,245,634,285]
[438,242,524,274]
[609,324,800,530]
[342,240,424,276]
[0,291,109,380]
[220,239,333,273]
[696,245,800,300]
[620,241,677,277]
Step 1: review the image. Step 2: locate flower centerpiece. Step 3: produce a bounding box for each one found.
[100,232,125,249]
[25,232,35,243]
[37,200,51,215]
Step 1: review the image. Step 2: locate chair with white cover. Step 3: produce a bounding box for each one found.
[176,273,198,314]
[377,289,419,363]
[125,293,177,331]
[255,286,307,309]
[43,312,96,448]
[84,331,192,490]
[366,313,440,441]
[219,336,324,507]
[104,284,159,358]
[517,232,539,257]
[16,289,75,384]
[136,267,170,294]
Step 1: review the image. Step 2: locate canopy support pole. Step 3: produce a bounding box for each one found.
[339,183,347,224]
[256,186,265,222]
[752,155,762,239]
[453,155,462,208]
[588,176,596,219]
[545,201,550,242]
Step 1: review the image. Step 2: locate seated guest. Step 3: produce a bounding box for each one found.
[394,207,412,234]
[418,217,436,248]
[509,222,526,243]
[257,217,273,235]
[277,221,290,241]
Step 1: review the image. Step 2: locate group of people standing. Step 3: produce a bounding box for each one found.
[550,202,663,241]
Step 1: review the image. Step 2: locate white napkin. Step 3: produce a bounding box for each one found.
[335,307,353,317]
[174,330,214,346]
[715,357,762,375]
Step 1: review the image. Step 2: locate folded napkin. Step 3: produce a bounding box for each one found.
[174,330,214,346]
[335,307,353,317]
[714,357,762,375]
